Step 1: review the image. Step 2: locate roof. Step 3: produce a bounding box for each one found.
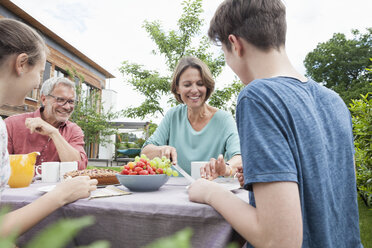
[110,122,150,130]
[0,0,115,79]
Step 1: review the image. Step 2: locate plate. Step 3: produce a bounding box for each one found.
[38,183,121,191]
[214,177,242,191]
[37,185,56,193]
[97,184,120,188]
[90,185,131,199]
[218,182,241,191]
[186,177,242,191]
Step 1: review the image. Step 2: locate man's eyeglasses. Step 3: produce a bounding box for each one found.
[47,94,76,106]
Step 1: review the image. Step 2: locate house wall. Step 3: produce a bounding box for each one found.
[98,89,118,160]
[0,4,112,159]
[0,4,107,117]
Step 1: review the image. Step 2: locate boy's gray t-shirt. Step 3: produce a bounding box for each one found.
[236,77,362,247]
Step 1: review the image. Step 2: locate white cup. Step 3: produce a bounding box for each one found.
[36,162,60,183]
[59,161,78,181]
[191,161,208,179]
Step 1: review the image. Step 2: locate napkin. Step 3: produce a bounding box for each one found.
[90,185,131,199]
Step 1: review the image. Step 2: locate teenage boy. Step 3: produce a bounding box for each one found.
[188,0,362,247]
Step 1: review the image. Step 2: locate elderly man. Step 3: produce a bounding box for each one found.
[5,76,87,169]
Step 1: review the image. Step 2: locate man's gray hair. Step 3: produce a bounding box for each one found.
[40,76,76,96]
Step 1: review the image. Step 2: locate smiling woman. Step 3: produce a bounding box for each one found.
[141,56,242,176]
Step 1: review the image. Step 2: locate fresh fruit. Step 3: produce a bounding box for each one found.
[120,156,178,177]
[139,170,149,175]
[127,162,135,169]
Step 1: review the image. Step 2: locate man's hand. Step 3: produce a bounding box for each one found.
[25,117,58,137]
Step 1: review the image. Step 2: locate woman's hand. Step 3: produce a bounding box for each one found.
[159,145,178,164]
[50,176,98,205]
[200,154,228,180]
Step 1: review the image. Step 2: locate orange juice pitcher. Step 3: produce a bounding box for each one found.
[8,152,40,188]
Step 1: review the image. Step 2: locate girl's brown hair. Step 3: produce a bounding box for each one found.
[171,56,215,104]
[0,18,48,67]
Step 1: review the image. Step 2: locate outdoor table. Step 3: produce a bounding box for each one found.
[0,177,249,248]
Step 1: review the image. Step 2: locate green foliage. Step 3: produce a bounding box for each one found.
[358,197,372,247]
[350,91,372,206]
[119,61,170,118]
[208,79,245,117]
[0,207,18,248]
[143,227,193,248]
[68,70,122,150]
[304,28,372,105]
[25,217,99,248]
[142,227,240,248]
[0,211,109,248]
[146,122,158,138]
[119,0,239,120]
[135,138,146,148]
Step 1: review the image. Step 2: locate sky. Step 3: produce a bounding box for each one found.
[10,0,372,124]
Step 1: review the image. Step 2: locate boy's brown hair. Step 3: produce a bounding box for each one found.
[208,0,287,52]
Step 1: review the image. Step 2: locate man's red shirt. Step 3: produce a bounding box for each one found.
[5,108,88,170]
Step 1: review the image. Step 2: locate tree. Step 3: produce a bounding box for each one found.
[350,91,372,207]
[304,28,372,105]
[119,0,241,120]
[67,68,122,157]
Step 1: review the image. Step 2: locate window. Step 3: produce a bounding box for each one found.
[82,82,97,99]
[26,62,52,100]
[81,82,99,109]
[55,67,68,78]
[43,61,51,81]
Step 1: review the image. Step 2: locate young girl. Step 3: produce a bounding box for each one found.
[0,18,97,237]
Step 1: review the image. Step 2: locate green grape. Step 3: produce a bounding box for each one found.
[134,156,140,162]
[164,158,171,165]
[159,162,166,168]
[161,156,167,161]
[172,170,179,177]
[149,160,156,167]
[141,154,148,160]
[166,168,172,176]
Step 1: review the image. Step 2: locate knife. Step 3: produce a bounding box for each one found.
[172,164,195,184]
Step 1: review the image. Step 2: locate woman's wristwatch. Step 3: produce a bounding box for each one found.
[224,162,233,177]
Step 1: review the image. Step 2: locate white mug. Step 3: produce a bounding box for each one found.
[59,161,78,181]
[35,162,60,183]
[191,161,208,179]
